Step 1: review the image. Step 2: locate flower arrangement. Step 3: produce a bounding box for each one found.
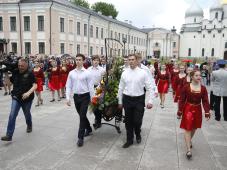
[90,56,124,115]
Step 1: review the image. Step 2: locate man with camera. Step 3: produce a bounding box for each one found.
[1,58,37,141]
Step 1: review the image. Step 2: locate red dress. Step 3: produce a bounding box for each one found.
[157,71,169,93]
[174,74,186,103]
[60,67,68,88]
[67,64,76,72]
[33,68,44,92]
[182,76,190,86]
[178,84,210,130]
[48,67,60,91]
[170,70,179,93]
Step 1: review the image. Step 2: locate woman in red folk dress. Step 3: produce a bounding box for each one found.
[170,64,179,97]
[177,70,210,159]
[48,60,61,102]
[157,64,169,108]
[182,67,193,86]
[59,60,68,98]
[174,65,186,103]
[33,60,44,106]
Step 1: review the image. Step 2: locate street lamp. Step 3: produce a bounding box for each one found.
[134,46,136,54]
[122,37,127,56]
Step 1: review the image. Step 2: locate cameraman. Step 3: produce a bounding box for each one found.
[1,58,37,141]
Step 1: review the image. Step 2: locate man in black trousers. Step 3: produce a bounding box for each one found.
[118,54,155,148]
[66,54,95,147]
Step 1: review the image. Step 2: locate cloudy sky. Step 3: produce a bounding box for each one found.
[87,0,219,32]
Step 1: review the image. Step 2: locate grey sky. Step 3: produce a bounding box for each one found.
[87,0,217,32]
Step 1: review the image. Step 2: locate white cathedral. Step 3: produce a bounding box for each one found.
[180,0,227,60]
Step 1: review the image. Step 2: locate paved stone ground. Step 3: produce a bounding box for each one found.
[0,89,227,170]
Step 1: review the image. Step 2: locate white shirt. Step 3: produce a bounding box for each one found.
[66,67,95,101]
[87,65,105,86]
[139,64,158,94]
[118,66,155,105]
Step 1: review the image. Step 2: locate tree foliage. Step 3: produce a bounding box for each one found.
[71,0,90,9]
[91,2,118,19]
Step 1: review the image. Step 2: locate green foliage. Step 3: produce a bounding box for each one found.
[91,2,118,19]
[71,0,90,9]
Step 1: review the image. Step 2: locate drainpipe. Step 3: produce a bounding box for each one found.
[18,2,22,56]
[87,14,91,56]
[49,1,54,55]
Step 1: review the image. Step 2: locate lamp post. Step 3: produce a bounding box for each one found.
[122,37,127,56]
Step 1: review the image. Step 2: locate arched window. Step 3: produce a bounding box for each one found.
[211,48,214,56]
[202,48,205,56]
[194,18,196,23]
[188,48,191,56]
[215,12,218,19]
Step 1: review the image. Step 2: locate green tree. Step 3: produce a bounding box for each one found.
[71,0,90,9]
[91,2,118,19]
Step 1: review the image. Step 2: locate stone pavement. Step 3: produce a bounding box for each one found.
[0,89,227,170]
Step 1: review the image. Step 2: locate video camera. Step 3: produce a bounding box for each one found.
[0,53,19,73]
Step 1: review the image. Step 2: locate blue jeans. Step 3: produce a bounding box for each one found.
[6,98,33,137]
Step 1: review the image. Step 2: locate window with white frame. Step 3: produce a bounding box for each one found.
[39,42,45,54]
[90,25,93,37]
[0,17,3,31]
[11,42,17,53]
[77,22,80,35]
[38,16,44,31]
[84,24,87,36]
[101,28,103,39]
[25,42,31,54]
[10,16,16,31]
[24,16,30,31]
[60,18,64,32]
[96,27,99,38]
[60,43,65,54]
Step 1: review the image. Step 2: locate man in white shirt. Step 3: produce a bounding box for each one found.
[118,54,155,148]
[88,55,105,87]
[88,55,105,129]
[66,54,95,147]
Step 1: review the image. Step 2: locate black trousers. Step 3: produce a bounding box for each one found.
[214,95,227,120]
[210,91,215,110]
[123,94,145,143]
[94,109,102,125]
[73,93,91,139]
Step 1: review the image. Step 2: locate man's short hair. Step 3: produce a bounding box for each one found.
[219,64,225,68]
[19,58,28,64]
[128,54,137,60]
[76,53,85,61]
[91,55,100,61]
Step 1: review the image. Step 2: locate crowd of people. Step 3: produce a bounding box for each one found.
[0,53,227,160]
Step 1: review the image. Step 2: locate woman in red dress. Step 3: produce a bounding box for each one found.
[48,60,61,102]
[174,65,186,103]
[157,64,169,108]
[59,60,68,98]
[182,67,193,86]
[177,70,210,159]
[170,64,179,97]
[33,60,44,106]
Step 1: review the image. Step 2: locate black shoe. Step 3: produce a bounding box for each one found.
[50,99,55,102]
[1,135,12,141]
[93,123,101,130]
[27,126,32,133]
[4,92,8,96]
[224,119,227,121]
[215,118,220,121]
[186,151,192,160]
[136,135,142,144]
[122,142,133,148]
[84,128,93,137]
[77,139,84,147]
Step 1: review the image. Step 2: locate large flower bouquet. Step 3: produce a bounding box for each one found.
[90,57,124,120]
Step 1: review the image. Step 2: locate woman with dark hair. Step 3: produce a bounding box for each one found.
[177,70,210,159]
[48,60,61,102]
[59,60,68,98]
[33,60,44,106]
[174,65,186,103]
[170,64,179,97]
[156,64,169,108]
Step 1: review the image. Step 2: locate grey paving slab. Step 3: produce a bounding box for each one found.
[0,89,227,170]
